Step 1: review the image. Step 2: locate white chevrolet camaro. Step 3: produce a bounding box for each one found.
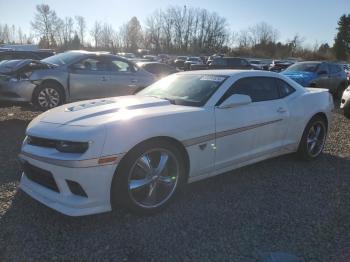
[19,70,334,216]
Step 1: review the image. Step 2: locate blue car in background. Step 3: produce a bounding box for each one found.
[282,61,348,98]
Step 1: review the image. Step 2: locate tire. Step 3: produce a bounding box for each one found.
[32,82,64,110]
[297,115,327,161]
[335,82,347,99]
[344,104,350,119]
[111,140,186,214]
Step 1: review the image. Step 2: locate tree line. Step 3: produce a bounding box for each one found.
[0,4,349,61]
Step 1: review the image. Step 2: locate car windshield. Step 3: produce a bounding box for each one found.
[41,52,83,66]
[137,74,227,107]
[284,62,320,72]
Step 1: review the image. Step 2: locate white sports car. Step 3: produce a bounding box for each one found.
[19,70,334,216]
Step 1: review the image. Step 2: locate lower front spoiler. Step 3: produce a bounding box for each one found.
[20,174,112,216]
[18,152,122,216]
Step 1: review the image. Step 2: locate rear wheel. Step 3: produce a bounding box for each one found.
[297,115,327,160]
[32,82,64,110]
[111,140,186,214]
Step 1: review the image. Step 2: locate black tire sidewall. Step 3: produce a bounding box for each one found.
[111,140,186,214]
[33,82,64,110]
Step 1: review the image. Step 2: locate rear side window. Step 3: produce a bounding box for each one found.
[212,58,228,66]
[220,77,280,104]
[276,79,295,98]
[228,58,240,66]
[330,64,342,74]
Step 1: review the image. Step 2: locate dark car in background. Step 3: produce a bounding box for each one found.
[282,61,348,98]
[269,60,294,72]
[136,62,178,79]
[0,50,55,61]
[208,57,254,70]
[174,56,188,69]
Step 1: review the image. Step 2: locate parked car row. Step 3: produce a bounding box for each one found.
[0,49,349,118]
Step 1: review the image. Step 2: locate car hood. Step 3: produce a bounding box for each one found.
[282,71,316,86]
[0,59,54,74]
[32,96,201,127]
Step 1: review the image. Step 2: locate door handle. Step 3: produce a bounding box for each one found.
[277,107,287,113]
[131,79,138,83]
[101,76,107,81]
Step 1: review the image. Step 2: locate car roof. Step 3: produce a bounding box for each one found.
[177,69,282,77]
[137,62,167,66]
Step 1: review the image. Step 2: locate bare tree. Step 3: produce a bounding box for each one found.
[90,21,102,48]
[31,4,59,47]
[75,16,86,46]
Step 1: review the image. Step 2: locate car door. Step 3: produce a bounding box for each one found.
[329,64,344,92]
[105,58,142,96]
[315,62,331,89]
[214,77,289,170]
[69,56,110,100]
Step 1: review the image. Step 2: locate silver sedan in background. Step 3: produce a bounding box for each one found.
[0,50,156,110]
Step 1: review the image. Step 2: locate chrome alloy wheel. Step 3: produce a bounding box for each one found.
[37,87,60,108]
[127,149,180,209]
[306,121,326,157]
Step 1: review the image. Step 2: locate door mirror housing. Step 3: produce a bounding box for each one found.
[70,64,85,71]
[218,94,252,109]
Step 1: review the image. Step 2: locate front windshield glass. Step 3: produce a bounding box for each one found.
[41,52,83,66]
[137,74,227,107]
[284,62,320,72]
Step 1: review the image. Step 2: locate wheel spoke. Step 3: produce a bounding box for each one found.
[136,155,152,173]
[315,125,321,138]
[154,153,169,176]
[129,177,153,190]
[309,141,316,152]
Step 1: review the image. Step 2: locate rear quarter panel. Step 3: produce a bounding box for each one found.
[285,88,333,151]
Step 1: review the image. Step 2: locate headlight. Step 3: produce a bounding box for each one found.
[56,141,89,153]
[27,135,89,153]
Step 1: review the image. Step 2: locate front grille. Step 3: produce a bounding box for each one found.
[23,162,59,192]
[27,136,57,148]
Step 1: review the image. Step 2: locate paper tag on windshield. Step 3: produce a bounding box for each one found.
[200,76,226,82]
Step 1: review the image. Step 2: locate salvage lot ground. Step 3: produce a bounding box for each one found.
[0,101,350,262]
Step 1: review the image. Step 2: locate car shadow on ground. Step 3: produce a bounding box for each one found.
[1,152,350,261]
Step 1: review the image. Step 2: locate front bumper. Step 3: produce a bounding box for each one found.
[19,152,121,216]
[0,80,36,102]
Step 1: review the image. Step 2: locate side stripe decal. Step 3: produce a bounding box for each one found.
[182,119,283,147]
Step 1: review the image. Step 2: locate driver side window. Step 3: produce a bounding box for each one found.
[110,59,133,72]
[218,77,280,105]
[74,57,109,71]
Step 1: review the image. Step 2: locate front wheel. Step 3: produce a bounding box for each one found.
[111,140,186,214]
[297,115,327,160]
[32,82,64,110]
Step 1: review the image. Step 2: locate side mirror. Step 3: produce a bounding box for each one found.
[318,70,328,75]
[217,94,252,109]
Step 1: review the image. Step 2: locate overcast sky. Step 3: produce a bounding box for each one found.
[0,0,348,46]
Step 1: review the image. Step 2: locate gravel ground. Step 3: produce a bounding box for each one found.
[0,101,350,262]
